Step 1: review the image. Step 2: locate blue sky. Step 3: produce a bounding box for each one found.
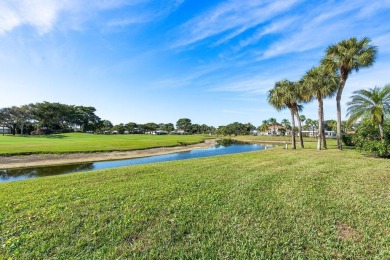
[1,0,390,127]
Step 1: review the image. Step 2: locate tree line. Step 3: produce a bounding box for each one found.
[0,102,259,136]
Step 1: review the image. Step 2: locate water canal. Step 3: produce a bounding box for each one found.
[1,142,274,183]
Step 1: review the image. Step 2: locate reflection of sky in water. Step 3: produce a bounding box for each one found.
[1,144,273,183]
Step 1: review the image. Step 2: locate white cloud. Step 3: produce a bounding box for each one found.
[0,0,184,35]
[172,0,301,48]
[260,1,390,59]
[0,0,71,35]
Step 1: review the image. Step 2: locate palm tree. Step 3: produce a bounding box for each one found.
[322,37,377,149]
[268,80,303,149]
[268,118,278,135]
[346,84,390,141]
[281,119,291,129]
[305,118,317,138]
[258,120,269,133]
[301,65,339,150]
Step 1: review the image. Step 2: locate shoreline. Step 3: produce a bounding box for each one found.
[0,138,287,169]
[0,140,217,169]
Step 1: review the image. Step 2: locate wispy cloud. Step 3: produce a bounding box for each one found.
[106,0,185,27]
[260,0,390,59]
[0,0,185,35]
[0,0,71,35]
[172,0,301,48]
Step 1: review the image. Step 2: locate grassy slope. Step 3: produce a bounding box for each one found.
[0,140,389,258]
[0,133,211,155]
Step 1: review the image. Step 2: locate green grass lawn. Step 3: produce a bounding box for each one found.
[0,133,212,155]
[1,140,389,258]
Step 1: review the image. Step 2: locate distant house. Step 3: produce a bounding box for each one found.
[155,130,168,135]
[260,125,286,136]
[0,126,10,134]
[174,129,187,135]
[300,129,336,138]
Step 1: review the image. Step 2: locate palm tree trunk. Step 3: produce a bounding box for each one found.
[295,110,304,148]
[317,97,323,150]
[322,117,327,149]
[320,97,327,149]
[378,115,385,142]
[290,109,296,149]
[336,73,347,150]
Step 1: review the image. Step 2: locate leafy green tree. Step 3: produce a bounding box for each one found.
[301,65,339,150]
[74,106,101,132]
[268,80,304,149]
[0,107,18,135]
[125,122,138,133]
[176,118,192,133]
[322,37,377,149]
[101,120,113,133]
[162,123,175,133]
[113,123,126,134]
[346,84,390,141]
[190,124,201,134]
[143,122,159,133]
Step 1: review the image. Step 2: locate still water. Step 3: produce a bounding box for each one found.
[1,143,273,183]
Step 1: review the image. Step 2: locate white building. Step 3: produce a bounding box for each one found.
[0,126,10,134]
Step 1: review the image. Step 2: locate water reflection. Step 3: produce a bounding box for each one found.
[1,163,94,182]
[1,143,274,183]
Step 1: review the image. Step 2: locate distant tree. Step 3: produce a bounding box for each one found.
[101,120,113,133]
[162,123,175,133]
[0,107,20,135]
[74,106,101,132]
[305,118,317,138]
[176,118,192,133]
[346,84,390,141]
[113,123,126,134]
[143,122,159,133]
[190,124,201,134]
[322,37,377,149]
[258,120,269,132]
[125,122,138,133]
[281,119,291,133]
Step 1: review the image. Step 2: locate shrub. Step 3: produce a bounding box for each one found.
[341,134,355,146]
[361,140,390,158]
[352,124,390,158]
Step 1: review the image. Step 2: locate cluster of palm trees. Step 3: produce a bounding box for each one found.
[268,37,377,150]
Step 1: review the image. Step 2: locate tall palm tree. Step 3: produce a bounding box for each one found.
[347,84,390,141]
[268,80,303,149]
[301,65,339,150]
[322,37,377,149]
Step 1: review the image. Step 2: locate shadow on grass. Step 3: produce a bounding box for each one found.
[16,134,68,139]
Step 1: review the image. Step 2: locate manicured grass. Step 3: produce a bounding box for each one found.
[1,141,389,258]
[0,133,212,155]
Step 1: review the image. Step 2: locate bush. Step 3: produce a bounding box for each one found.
[352,124,390,158]
[360,140,390,158]
[341,134,355,146]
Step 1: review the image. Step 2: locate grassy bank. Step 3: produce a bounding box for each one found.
[0,133,211,155]
[1,142,389,258]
